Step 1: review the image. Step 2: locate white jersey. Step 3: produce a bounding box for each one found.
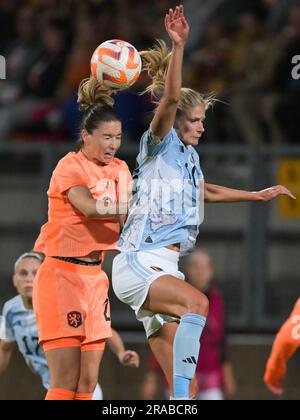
[118,127,204,255]
[2,295,50,389]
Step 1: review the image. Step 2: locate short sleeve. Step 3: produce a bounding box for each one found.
[52,157,88,194]
[291,298,300,317]
[138,127,174,163]
[1,304,15,343]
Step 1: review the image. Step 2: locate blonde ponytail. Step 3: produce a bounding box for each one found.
[140,40,171,100]
[140,40,217,113]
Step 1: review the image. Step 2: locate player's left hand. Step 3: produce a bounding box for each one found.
[256,185,296,202]
[165,5,190,46]
[119,350,140,368]
[264,367,285,396]
[265,380,284,396]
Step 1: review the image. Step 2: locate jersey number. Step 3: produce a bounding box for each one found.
[22,336,40,356]
[104,299,111,322]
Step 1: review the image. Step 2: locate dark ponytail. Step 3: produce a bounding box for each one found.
[76,77,121,150]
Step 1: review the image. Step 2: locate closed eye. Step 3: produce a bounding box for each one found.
[189,118,205,123]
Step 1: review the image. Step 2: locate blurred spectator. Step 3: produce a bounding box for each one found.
[0,7,40,106]
[263,0,299,31]
[0,16,69,142]
[0,0,298,144]
[273,3,300,142]
[228,10,283,144]
[187,20,231,94]
[28,14,99,141]
[185,19,233,143]
[184,0,227,51]
[0,0,18,51]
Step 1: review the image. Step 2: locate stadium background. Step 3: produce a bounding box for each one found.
[0,0,299,400]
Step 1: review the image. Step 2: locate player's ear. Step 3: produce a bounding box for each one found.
[81,129,89,144]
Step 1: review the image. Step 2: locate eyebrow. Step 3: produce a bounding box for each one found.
[188,117,206,122]
[103,133,122,137]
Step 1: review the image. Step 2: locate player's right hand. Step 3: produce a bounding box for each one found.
[165,5,190,46]
[257,185,296,202]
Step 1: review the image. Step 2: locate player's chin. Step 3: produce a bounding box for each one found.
[189,137,200,146]
[23,289,33,298]
[102,154,114,164]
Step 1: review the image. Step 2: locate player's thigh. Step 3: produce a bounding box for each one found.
[77,349,105,393]
[143,275,209,318]
[45,346,81,389]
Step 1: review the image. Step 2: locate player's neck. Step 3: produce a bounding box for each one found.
[22,296,33,310]
[80,149,105,166]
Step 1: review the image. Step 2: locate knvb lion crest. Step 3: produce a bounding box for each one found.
[67,311,82,328]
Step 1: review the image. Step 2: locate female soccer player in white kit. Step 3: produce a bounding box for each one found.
[112,5,295,400]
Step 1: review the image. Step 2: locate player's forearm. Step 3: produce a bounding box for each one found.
[267,321,300,371]
[0,344,12,375]
[83,200,128,219]
[69,194,127,219]
[107,329,125,358]
[265,325,299,388]
[163,42,185,103]
[204,183,263,203]
[68,186,128,219]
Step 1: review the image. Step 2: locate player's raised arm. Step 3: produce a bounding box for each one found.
[142,5,189,140]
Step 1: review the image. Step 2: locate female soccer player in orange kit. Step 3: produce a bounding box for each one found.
[33,77,131,400]
[264,299,300,396]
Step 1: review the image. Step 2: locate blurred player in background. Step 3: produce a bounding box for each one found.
[0,253,49,389]
[33,76,131,400]
[0,252,140,400]
[112,5,295,400]
[264,298,300,396]
[141,249,236,400]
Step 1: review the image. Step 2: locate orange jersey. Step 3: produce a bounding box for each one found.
[264,298,300,386]
[34,150,131,257]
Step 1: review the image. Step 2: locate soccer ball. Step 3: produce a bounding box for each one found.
[91,39,142,90]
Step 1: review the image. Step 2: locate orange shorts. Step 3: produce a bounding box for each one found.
[42,337,106,352]
[33,257,112,349]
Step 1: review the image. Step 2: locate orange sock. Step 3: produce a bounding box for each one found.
[74,393,93,400]
[45,388,76,400]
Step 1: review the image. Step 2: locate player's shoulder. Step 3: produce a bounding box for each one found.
[165,128,183,150]
[3,295,23,317]
[55,152,80,169]
[52,152,87,178]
